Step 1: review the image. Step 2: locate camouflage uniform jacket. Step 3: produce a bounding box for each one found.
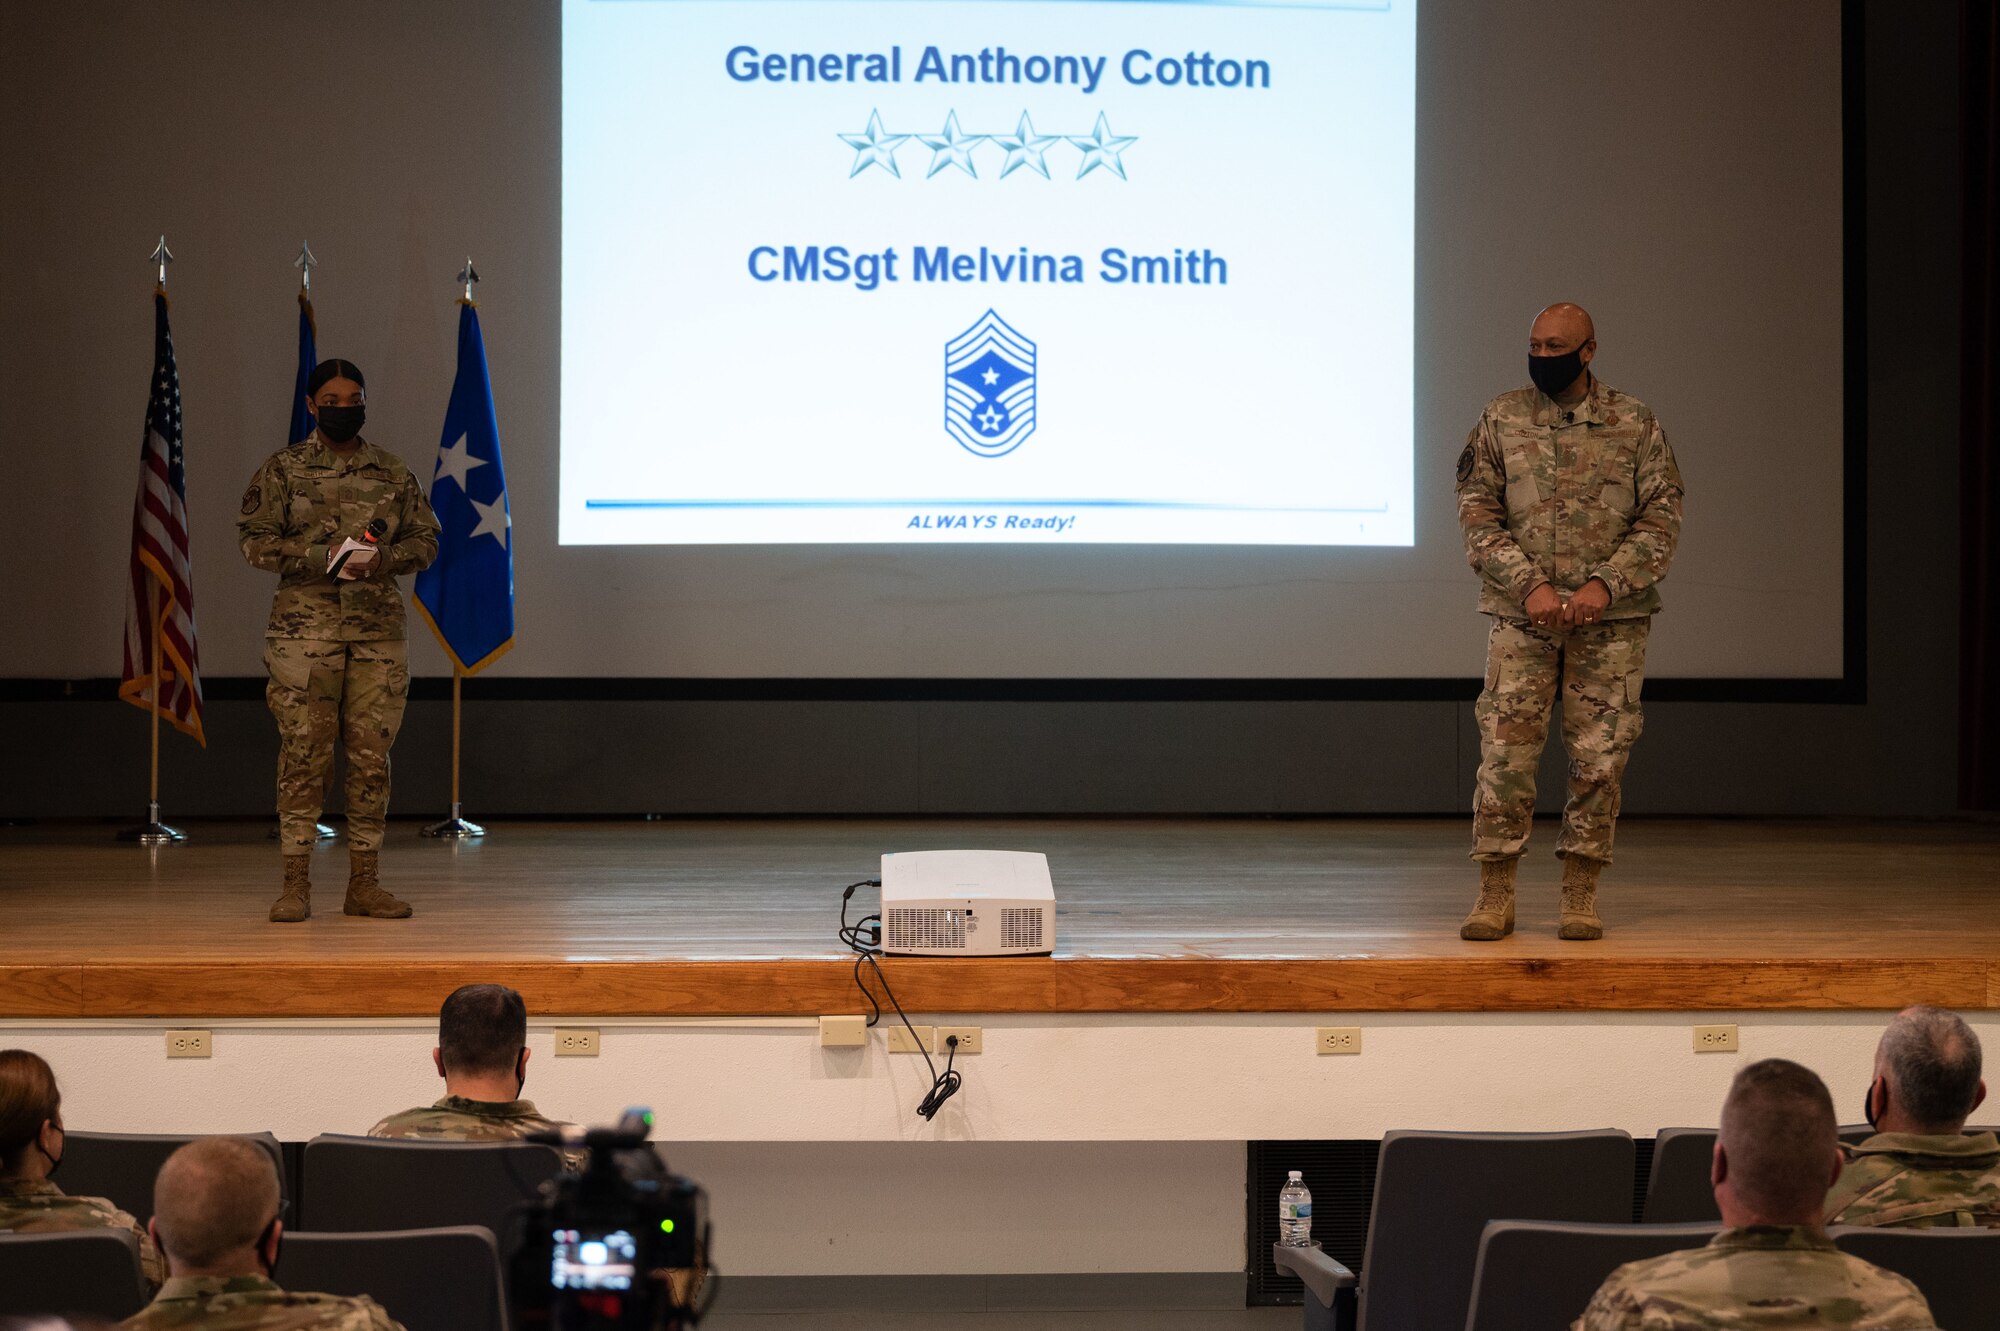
[1572,1225,1937,1330]
[1457,378,1684,621]
[237,433,439,641]
[123,1275,406,1330]
[0,1174,165,1289]
[368,1095,583,1169]
[1826,1130,2000,1228]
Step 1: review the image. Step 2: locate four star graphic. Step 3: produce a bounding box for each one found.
[919,111,985,178]
[1069,112,1138,180]
[839,110,910,178]
[992,112,1061,180]
[840,110,1138,180]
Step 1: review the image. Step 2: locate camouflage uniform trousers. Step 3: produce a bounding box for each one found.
[1473,615,1650,864]
[266,637,409,855]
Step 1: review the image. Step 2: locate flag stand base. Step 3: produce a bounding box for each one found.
[119,803,186,845]
[422,804,485,839]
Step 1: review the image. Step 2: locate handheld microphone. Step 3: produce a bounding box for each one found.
[328,518,388,577]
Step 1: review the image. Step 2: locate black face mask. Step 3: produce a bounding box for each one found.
[1528,349,1586,399]
[38,1124,62,1179]
[1863,1079,1882,1133]
[255,1215,282,1277]
[315,404,366,443]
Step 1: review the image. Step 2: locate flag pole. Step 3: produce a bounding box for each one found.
[120,477,183,839]
[421,256,491,840]
[283,241,338,842]
[121,267,185,844]
[423,667,483,838]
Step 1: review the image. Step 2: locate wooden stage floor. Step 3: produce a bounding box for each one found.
[2,818,1997,1017]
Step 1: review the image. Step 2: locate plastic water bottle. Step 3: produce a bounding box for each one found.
[1278,1170,1313,1246]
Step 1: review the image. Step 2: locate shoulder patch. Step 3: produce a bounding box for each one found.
[240,485,262,516]
[1455,443,1475,484]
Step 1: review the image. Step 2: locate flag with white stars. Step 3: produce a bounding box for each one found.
[414,300,515,673]
[118,290,205,744]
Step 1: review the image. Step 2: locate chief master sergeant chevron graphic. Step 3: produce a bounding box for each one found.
[945,310,1036,458]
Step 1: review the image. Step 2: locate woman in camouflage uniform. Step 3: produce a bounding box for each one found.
[237,360,438,923]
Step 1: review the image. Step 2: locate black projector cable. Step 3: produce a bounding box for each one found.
[840,879,963,1120]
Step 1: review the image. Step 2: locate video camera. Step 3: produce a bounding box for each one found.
[511,1108,712,1330]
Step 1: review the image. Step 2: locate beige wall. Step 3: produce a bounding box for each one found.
[4,1009,1951,1274]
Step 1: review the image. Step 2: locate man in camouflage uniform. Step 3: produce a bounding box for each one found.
[1828,1005,2000,1228]
[1574,1060,1937,1331]
[238,359,438,923]
[127,1136,407,1330]
[1456,303,1684,941]
[368,984,582,1168]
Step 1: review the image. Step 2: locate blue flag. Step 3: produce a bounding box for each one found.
[414,302,515,673]
[289,292,318,445]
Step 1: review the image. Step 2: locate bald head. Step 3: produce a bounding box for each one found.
[1716,1059,1839,1223]
[1878,1005,1984,1133]
[152,1137,280,1271]
[1530,302,1596,350]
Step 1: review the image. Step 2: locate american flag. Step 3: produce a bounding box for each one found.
[118,290,205,745]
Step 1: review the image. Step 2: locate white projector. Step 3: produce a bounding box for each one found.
[878,850,1056,957]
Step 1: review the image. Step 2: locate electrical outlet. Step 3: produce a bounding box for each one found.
[1693,1024,1739,1053]
[886,1024,935,1054]
[165,1029,211,1059]
[1316,1026,1362,1055]
[554,1028,601,1057]
[935,1026,982,1055]
[819,1016,868,1048]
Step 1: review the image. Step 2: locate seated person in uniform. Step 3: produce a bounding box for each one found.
[1574,1059,1937,1331]
[126,1136,406,1330]
[369,984,578,1163]
[0,1050,164,1291]
[1828,1004,1999,1227]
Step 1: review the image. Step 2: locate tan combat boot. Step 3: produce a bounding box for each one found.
[269,856,311,923]
[343,850,413,918]
[1558,855,1605,940]
[1460,858,1517,941]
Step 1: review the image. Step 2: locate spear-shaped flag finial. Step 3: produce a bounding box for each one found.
[458,256,479,302]
[295,240,318,292]
[151,235,174,286]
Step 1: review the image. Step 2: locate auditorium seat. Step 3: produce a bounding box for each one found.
[298,1134,562,1246]
[1271,1128,1635,1331]
[274,1226,509,1331]
[0,1228,151,1320]
[1832,1225,2000,1331]
[59,1129,286,1221]
[1650,1126,2000,1223]
[1640,1127,1720,1223]
[1463,1220,1721,1331]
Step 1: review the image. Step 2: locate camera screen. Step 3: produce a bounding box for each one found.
[551,1227,639,1291]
